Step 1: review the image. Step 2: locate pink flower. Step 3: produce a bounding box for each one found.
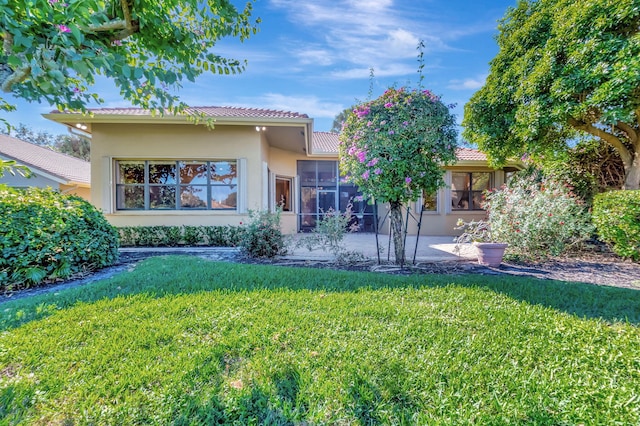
[347,146,357,156]
[405,177,412,184]
[366,158,379,167]
[388,130,395,135]
[374,168,382,175]
[56,24,71,33]
[384,102,393,108]
[357,151,366,163]
[402,121,409,127]
[362,170,370,180]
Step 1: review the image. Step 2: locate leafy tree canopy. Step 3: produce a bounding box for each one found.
[0,0,259,116]
[463,0,640,189]
[330,106,353,133]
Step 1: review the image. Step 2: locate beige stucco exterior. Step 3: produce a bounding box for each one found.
[86,121,314,233]
[46,109,520,236]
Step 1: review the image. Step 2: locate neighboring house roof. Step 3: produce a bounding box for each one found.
[0,134,90,185]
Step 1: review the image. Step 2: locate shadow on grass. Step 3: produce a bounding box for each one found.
[1,255,638,331]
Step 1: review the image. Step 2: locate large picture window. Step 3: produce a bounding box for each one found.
[116,160,237,210]
[451,172,491,210]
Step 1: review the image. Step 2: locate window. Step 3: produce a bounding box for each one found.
[421,191,438,212]
[116,160,237,210]
[275,176,292,211]
[297,160,374,232]
[451,172,491,210]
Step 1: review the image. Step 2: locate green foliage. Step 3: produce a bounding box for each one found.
[240,209,286,258]
[117,225,244,247]
[330,106,354,133]
[593,190,640,260]
[485,171,594,259]
[0,187,118,290]
[339,87,458,204]
[0,159,31,179]
[0,257,639,423]
[463,0,640,189]
[0,0,259,116]
[296,204,364,263]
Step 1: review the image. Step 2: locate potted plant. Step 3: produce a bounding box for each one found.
[454,219,508,267]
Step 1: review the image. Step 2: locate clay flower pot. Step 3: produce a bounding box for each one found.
[473,242,508,267]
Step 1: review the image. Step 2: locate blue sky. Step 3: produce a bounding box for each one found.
[3,0,516,137]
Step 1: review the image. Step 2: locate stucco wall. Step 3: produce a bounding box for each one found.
[91,122,263,227]
[377,166,507,236]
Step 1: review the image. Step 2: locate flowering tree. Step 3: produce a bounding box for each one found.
[0,0,258,115]
[339,87,458,264]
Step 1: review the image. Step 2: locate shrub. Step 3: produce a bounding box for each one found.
[117,225,244,247]
[295,204,364,263]
[0,187,119,289]
[592,190,640,260]
[240,209,286,258]
[485,171,594,260]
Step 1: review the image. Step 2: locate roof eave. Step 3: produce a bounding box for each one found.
[43,112,313,134]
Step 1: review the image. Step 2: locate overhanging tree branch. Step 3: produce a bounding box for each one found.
[569,117,632,166]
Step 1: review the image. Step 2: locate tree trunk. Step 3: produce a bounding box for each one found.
[623,152,640,190]
[389,201,405,266]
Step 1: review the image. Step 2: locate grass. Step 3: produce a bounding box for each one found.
[0,256,639,425]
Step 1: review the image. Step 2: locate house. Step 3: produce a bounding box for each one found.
[44,106,520,235]
[0,134,91,200]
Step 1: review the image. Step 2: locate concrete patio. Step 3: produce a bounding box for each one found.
[285,233,477,263]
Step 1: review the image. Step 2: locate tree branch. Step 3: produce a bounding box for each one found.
[615,121,638,146]
[1,66,30,93]
[2,32,12,56]
[568,117,633,166]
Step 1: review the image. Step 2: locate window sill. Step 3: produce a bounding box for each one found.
[110,210,239,215]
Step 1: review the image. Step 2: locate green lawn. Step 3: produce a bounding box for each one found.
[1,256,639,425]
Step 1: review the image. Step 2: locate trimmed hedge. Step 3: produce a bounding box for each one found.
[592,190,640,260]
[0,187,119,289]
[117,225,245,247]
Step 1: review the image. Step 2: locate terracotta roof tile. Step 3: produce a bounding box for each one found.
[455,147,487,161]
[50,106,309,120]
[310,133,488,162]
[0,134,90,184]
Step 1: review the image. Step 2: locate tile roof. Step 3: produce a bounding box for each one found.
[0,134,90,184]
[310,132,489,162]
[312,131,341,153]
[455,147,488,161]
[50,106,310,120]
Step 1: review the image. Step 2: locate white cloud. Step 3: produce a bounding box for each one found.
[447,75,487,90]
[331,63,417,79]
[268,0,450,79]
[231,93,345,118]
[296,48,335,66]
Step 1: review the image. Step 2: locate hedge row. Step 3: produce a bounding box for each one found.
[117,225,245,247]
[0,187,119,290]
[592,190,640,260]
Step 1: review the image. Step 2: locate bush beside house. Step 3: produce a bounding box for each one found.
[484,172,594,260]
[593,190,640,260]
[118,225,245,247]
[0,187,119,289]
